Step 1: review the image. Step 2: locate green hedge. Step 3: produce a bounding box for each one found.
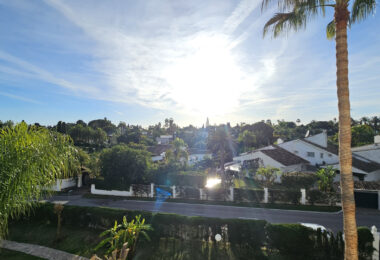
[15,203,374,260]
[269,189,301,204]
[281,172,317,189]
[168,173,206,187]
[234,188,264,203]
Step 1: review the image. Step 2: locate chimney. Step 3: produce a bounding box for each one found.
[277,138,284,144]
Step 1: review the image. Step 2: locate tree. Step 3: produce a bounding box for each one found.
[316,166,336,194]
[99,144,152,188]
[255,167,281,187]
[207,127,234,172]
[0,122,79,237]
[165,138,188,167]
[262,0,375,258]
[238,130,257,152]
[351,125,375,147]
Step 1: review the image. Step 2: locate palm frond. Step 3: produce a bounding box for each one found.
[263,11,307,37]
[351,0,376,23]
[326,20,336,39]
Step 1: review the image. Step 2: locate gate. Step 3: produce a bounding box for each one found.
[354,190,379,209]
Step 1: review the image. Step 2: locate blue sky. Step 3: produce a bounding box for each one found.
[0,0,379,127]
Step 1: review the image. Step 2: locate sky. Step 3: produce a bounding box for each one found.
[0,0,379,127]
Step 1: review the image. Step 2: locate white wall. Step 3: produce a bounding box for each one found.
[364,170,380,182]
[50,178,77,191]
[188,153,211,165]
[279,140,338,166]
[305,132,328,148]
[91,184,134,196]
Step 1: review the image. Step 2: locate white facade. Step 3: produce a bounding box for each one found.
[50,178,77,191]
[156,135,173,145]
[278,139,337,166]
[188,153,211,165]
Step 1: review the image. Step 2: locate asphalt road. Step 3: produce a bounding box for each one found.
[48,195,380,233]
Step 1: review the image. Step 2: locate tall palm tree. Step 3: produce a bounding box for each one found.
[261,0,376,259]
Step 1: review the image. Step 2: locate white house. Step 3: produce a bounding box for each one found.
[147,144,171,162]
[278,131,380,181]
[226,145,310,182]
[188,148,212,165]
[156,135,173,145]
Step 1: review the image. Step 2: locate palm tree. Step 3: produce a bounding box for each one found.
[261,0,376,258]
[0,122,79,237]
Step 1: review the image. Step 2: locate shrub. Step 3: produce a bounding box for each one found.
[233,189,264,203]
[178,186,200,199]
[269,189,301,204]
[281,172,317,189]
[307,189,323,205]
[358,227,375,260]
[266,224,316,259]
[167,172,206,187]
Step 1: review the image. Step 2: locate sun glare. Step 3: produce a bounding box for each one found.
[205,177,222,188]
[164,34,251,117]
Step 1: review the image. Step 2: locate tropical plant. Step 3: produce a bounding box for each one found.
[316,166,337,193]
[94,215,152,259]
[165,138,189,167]
[262,0,376,257]
[0,122,79,237]
[207,127,234,172]
[255,167,281,187]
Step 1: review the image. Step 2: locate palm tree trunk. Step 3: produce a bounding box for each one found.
[335,4,358,260]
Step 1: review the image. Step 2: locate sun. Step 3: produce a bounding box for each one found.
[163,33,251,117]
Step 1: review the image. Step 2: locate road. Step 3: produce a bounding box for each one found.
[49,195,380,232]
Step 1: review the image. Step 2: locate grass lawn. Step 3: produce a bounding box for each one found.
[0,248,44,260]
[82,193,341,212]
[7,221,105,258]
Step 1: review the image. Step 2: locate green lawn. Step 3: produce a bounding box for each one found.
[7,221,105,258]
[0,248,44,260]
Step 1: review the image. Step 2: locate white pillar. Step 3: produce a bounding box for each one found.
[129,186,133,196]
[264,188,268,203]
[200,188,204,200]
[77,174,82,188]
[172,185,176,199]
[229,187,234,202]
[150,183,154,198]
[91,184,95,194]
[301,188,306,205]
[372,226,379,260]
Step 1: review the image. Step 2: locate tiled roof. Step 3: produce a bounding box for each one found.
[302,139,380,173]
[260,145,309,166]
[147,144,171,156]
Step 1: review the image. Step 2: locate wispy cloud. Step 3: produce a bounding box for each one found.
[0,91,42,104]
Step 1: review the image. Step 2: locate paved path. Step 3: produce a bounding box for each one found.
[0,240,89,260]
[49,195,380,233]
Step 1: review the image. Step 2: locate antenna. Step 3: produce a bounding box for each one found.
[305,130,310,138]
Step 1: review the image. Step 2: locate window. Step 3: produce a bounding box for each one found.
[307,152,315,157]
[320,153,324,158]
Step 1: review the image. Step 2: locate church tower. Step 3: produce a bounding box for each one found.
[206,117,210,128]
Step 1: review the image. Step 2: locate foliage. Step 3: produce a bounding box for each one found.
[233,188,264,203]
[99,144,152,188]
[316,166,336,193]
[165,138,189,167]
[357,227,375,259]
[281,172,317,189]
[269,189,301,204]
[0,122,79,237]
[207,127,234,170]
[307,189,324,205]
[255,167,281,187]
[95,215,152,259]
[167,171,206,187]
[237,130,256,152]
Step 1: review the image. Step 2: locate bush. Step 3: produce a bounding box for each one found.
[358,227,375,260]
[178,186,200,199]
[266,224,316,259]
[281,172,317,189]
[269,189,301,204]
[167,172,206,187]
[307,189,323,205]
[233,189,264,203]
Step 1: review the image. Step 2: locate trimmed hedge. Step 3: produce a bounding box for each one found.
[269,189,301,204]
[281,172,317,189]
[14,203,374,260]
[234,188,264,203]
[168,173,206,187]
